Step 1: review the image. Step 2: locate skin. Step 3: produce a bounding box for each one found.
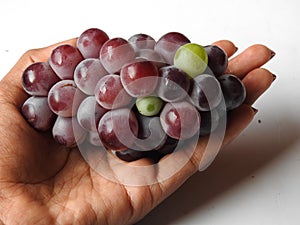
[0,39,275,225]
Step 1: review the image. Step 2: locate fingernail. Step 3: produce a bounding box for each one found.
[270,50,276,59]
[234,46,238,53]
[272,74,277,81]
[251,107,258,114]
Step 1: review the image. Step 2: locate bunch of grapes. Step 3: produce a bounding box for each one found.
[21,28,246,163]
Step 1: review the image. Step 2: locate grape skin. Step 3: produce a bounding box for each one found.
[22,62,60,96]
[160,101,200,140]
[48,80,86,117]
[74,58,108,96]
[52,116,87,147]
[22,96,56,131]
[49,44,83,80]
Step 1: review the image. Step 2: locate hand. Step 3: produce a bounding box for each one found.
[0,39,275,225]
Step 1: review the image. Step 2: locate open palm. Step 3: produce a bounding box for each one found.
[0,39,275,225]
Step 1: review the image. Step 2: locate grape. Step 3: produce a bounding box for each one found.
[156,136,179,155]
[156,65,190,102]
[100,38,136,73]
[199,108,224,136]
[49,44,83,80]
[133,113,167,151]
[22,96,56,131]
[98,108,139,151]
[94,74,132,110]
[128,33,156,50]
[77,28,109,59]
[218,74,246,110]
[204,45,228,77]
[160,101,200,140]
[154,32,190,65]
[135,96,164,116]
[74,58,108,95]
[120,60,159,97]
[22,62,60,96]
[48,80,86,117]
[87,131,104,147]
[135,49,167,68]
[52,116,87,147]
[189,74,223,111]
[77,96,107,131]
[114,149,145,162]
[174,43,208,78]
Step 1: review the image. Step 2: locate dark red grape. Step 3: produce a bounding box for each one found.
[218,74,246,110]
[22,62,60,96]
[154,32,190,64]
[52,116,87,147]
[156,65,190,102]
[100,38,135,74]
[128,33,156,50]
[22,96,56,131]
[98,108,139,151]
[94,74,132,109]
[120,60,159,97]
[74,58,108,95]
[49,44,83,80]
[77,28,109,59]
[77,96,107,131]
[48,80,86,117]
[160,101,200,140]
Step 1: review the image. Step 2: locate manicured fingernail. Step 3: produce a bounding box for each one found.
[251,107,258,114]
[272,74,277,81]
[270,50,276,59]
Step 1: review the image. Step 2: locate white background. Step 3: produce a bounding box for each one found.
[1,0,300,224]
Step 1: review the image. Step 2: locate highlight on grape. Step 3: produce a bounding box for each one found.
[21,28,246,186]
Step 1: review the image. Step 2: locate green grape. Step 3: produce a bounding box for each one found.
[174,43,208,78]
[136,96,164,116]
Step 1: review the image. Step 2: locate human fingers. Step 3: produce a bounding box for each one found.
[226,44,275,78]
[0,38,77,108]
[212,40,238,58]
[242,68,275,105]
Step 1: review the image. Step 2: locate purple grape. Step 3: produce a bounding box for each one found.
[160,101,200,140]
[22,96,56,131]
[189,74,223,111]
[156,65,190,102]
[77,28,109,59]
[94,74,132,110]
[52,116,87,147]
[49,44,83,80]
[114,149,145,162]
[154,32,190,65]
[100,38,136,74]
[74,58,108,95]
[156,136,179,156]
[22,62,60,96]
[98,108,139,151]
[218,74,246,110]
[77,96,107,131]
[204,45,228,77]
[48,80,86,117]
[133,113,167,151]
